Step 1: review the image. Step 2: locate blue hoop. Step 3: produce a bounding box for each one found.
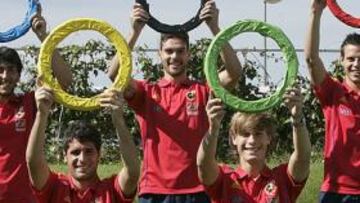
[0,0,39,42]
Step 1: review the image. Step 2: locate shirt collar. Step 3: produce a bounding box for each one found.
[235,165,272,180]
[157,78,192,87]
[68,175,100,193]
[342,80,360,99]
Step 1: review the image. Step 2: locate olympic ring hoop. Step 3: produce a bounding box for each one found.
[135,0,206,33]
[204,19,298,113]
[0,0,38,42]
[38,18,132,111]
[327,0,360,28]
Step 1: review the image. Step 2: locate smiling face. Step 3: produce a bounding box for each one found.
[65,139,100,182]
[0,62,19,101]
[229,112,276,165]
[342,44,360,87]
[232,130,271,164]
[159,34,190,81]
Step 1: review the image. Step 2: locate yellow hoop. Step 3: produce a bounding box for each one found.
[38,18,132,111]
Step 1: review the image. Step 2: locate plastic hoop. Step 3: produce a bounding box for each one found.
[204,20,298,113]
[135,0,206,33]
[0,0,39,42]
[38,18,132,111]
[327,0,360,28]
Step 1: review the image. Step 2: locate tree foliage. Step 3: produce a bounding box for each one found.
[18,39,338,163]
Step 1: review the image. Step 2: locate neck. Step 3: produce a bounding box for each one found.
[345,77,360,92]
[71,175,99,191]
[0,94,11,103]
[239,158,266,178]
[163,72,187,84]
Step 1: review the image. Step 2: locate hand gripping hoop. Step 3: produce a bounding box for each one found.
[38,18,132,111]
[204,20,298,113]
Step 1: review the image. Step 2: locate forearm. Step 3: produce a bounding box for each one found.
[107,32,140,81]
[305,11,322,60]
[288,117,311,182]
[197,127,220,186]
[26,112,50,189]
[37,33,72,88]
[52,51,73,88]
[218,42,242,89]
[113,116,140,193]
[304,10,326,84]
[211,27,242,89]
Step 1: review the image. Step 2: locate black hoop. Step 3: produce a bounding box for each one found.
[136,0,206,33]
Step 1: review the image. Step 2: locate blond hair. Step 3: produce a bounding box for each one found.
[229,112,277,139]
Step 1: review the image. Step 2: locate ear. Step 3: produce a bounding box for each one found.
[230,133,237,146]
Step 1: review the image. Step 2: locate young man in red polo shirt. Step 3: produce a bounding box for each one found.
[197,86,311,203]
[0,12,71,203]
[305,0,360,201]
[26,87,140,203]
[107,1,242,202]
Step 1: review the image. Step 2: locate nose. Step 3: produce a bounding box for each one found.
[247,134,256,144]
[355,58,360,67]
[78,152,85,162]
[0,68,11,79]
[170,51,179,59]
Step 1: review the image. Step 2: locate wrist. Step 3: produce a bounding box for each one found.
[36,110,50,118]
[208,126,220,136]
[291,114,306,128]
[210,26,220,35]
[37,32,48,42]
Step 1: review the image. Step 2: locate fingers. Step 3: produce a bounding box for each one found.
[35,86,54,106]
[132,3,149,23]
[98,89,125,110]
[32,15,45,29]
[199,0,218,20]
[206,96,225,119]
[36,76,43,88]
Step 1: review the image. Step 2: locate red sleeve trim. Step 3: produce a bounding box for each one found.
[114,175,136,203]
[31,172,57,197]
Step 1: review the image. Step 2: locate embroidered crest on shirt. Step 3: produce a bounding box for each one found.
[151,88,162,112]
[231,179,242,190]
[151,88,161,102]
[264,180,279,203]
[231,195,244,203]
[15,106,26,132]
[339,106,352,116]
[63,196,71,203]
[186,90,198,116]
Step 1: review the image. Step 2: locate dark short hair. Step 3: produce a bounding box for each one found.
[63,120,102,153]
[0,46,23,74]
[340,33,360,57]
[160,32,190,50]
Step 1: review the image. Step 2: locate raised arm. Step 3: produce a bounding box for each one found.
[107,4,149,100]
[200,0,242,89]
[283,86,311,183]
[197,95,224,186]
[304,0,327,86]
[31,6,72,89]
[26,83,53,190]
[99,89,140,196]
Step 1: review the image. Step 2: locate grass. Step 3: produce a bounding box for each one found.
[50,160,324,203]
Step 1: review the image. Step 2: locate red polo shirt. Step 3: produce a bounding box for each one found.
[128,78,210,195]
[205,164,305,203]
[0,92,35,203]
[32,172,134,203]
[314,75,360,194]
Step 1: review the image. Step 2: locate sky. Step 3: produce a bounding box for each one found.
[1,0,360,85]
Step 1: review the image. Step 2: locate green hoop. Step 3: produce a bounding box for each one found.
[38,18,132,111]
[204,19,298,112]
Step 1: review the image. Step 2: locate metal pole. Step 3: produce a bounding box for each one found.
[264,0,268,85]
